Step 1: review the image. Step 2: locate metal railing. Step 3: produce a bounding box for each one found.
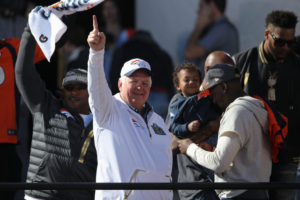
[1,182,300,191]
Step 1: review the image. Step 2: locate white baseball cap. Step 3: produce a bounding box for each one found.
[120,58,151,77]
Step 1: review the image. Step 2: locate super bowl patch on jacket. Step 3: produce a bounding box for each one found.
[151,123,166,135]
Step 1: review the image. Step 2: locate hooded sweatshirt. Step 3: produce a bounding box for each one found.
[187,96,272,199]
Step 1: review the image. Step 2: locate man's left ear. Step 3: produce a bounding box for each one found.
[222,82,228,93]
[264,29,269,40]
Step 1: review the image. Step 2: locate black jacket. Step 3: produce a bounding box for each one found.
[234,43,300,160]
[15,27,97,200]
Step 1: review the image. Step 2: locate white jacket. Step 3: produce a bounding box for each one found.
[88,49,173,200]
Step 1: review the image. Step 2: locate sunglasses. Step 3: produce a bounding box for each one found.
[269,32,295,48]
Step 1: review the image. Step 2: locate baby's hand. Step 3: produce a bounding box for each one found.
[188,120,200,132]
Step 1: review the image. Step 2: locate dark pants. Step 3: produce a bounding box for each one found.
[269,161,298,200]
[221,190,269,200]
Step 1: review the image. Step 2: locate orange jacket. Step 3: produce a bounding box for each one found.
[0,38,44,143]
[254,96,288,163]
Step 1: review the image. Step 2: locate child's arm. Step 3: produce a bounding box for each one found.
[169,95,192,138]
[170,115,191,138]
[187,120,201,132]
[170,95,203,138]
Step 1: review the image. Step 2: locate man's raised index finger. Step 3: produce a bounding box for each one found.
[93,15,99,31]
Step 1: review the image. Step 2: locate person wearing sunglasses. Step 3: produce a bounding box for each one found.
[233,10,300,200]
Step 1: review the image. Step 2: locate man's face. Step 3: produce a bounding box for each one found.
[198,0,208,14]
[118,70,151,111]
[209,83,227,111]
[63,84,89,114]
[176,69,201,97]
[197,0,213,17]
[265,26,295,60]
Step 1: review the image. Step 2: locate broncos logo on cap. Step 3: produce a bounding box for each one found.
[130,59,141,65]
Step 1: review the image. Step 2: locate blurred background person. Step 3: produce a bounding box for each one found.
[0,0,27,38]
[99,0,135,85]
[184,0,239,77]
[62,25,89,71]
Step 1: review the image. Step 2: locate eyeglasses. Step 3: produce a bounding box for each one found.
[269,32,295,48]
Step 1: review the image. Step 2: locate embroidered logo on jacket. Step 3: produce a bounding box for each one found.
[132,119,140,127]
[151,123,166,135]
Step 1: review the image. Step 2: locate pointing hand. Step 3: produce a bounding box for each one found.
[87,15,106,51]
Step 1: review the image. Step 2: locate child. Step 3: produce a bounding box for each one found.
[169,63,219,149]
[168,63,220,200]
[166,63,202,130]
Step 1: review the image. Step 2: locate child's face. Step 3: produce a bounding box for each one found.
[176,69,201,97]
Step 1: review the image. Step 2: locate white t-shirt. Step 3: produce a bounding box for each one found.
[80,113,92,127]
[187,96,272,199]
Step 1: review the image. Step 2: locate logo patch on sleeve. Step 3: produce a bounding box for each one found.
[151,123,166,135]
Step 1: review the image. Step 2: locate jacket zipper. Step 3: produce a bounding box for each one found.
[78,130,94,163]
[146,123,152,139]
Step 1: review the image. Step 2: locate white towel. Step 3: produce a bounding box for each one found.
[28,0,104,62]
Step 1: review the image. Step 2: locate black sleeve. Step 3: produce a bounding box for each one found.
[15,25,52,114]
[233,53,242,73]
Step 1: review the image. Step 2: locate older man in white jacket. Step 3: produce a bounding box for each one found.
[87,15,173,200]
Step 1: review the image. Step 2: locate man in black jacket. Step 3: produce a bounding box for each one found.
[15,25,97,200]
[233,10,300,200]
